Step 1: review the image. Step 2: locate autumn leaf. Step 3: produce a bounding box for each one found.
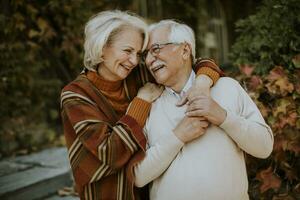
[248,75,263,90]
[37,18,49,34]
[273,135,287,152]
[278,112,297,128]
[273,99,291,117]
[256,167,281,193]
[287,140,300,155]
[274,77,294,96]
[266,66,286,82]
[266,82,277,94]
[28,29,40,38]
[240,64,254,76]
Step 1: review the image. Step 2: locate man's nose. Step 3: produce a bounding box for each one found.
[145,52,156,67]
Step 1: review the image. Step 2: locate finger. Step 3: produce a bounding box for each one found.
[176,94,188,107]
[199,120,209,128]
[186,102,205,112]
[186,115,207,121]
[187,95,207,105]
[196,116,207,121]
[186,110,205,117]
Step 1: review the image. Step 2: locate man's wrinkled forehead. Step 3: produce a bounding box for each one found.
[148,26,170,48]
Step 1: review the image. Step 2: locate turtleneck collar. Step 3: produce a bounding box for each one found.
[86,71,123,92]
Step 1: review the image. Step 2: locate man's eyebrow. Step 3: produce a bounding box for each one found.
[149,43,159,48]
[122,46,134,49]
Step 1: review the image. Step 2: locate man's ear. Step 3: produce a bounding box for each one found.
[182,43,192,60]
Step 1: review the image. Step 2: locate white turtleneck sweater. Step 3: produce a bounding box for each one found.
[134,72,273,200]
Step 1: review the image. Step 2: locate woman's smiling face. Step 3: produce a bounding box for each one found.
[98,26,144,81]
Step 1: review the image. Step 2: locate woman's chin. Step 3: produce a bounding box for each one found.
[116,72,129,80]
[117,69,132,80]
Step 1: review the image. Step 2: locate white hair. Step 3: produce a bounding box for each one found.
[83,10,149,70]
[149,20,196,63]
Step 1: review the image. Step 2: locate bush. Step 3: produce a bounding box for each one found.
[231,0,300,74]
[0,0,112,157]
[230,0,300,199]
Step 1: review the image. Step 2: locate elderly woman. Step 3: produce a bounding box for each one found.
[61,10,222,200]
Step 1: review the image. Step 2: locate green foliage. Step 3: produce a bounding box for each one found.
[0,0,113,157]
[230,0,300,74]
[230,0,300,199]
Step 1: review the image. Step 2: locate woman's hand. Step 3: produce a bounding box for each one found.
[137,83,164,103]
[176,74,213,106]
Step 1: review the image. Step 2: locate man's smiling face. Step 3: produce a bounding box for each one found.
[145,27,185,87]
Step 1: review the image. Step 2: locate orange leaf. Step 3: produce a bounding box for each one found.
[274,99,291,117]
[256,167,281,193]
[274,77,294,96]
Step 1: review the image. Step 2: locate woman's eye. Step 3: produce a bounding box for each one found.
[124,49,132,54]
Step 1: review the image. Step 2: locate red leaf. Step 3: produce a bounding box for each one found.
[256,167,281,193]
[266,66,286,82]
[248,75,263,90]
[240,64,254,76]
[273,135,287,152]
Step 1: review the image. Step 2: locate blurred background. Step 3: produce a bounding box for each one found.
[1,0,299,199]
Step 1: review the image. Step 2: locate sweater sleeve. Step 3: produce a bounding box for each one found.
[134,126,184,187]
[193,58,225,85]
[61,91,150,184]
[219,79,274,158]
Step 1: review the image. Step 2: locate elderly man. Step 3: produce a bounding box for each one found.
[134,20,274,200]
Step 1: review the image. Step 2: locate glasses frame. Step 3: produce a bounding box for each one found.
[142,42,183,61]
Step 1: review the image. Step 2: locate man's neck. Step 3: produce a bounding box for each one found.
[170,67,192,93]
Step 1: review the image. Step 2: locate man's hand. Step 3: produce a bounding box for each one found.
[176,75,213,106]
[185,95,227,126]
[173,116,209,143]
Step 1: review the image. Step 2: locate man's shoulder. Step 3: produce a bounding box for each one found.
[216,77,240,86]
[211,77,244,103]
[213,77,241,92]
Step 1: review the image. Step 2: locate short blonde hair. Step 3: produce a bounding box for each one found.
[84,10,149,70]
[149,20,196,63]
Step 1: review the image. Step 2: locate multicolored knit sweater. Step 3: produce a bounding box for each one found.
[60,60,222,200]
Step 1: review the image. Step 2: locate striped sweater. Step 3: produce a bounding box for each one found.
[60,60,222,200]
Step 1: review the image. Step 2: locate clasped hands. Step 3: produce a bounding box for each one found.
[173,80,227,143]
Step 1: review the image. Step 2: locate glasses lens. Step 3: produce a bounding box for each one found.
[151,45,161,54]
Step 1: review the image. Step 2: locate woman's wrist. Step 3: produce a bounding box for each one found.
[195,74,213,87]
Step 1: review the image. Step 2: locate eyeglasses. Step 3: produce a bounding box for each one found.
[142,42,182,61]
